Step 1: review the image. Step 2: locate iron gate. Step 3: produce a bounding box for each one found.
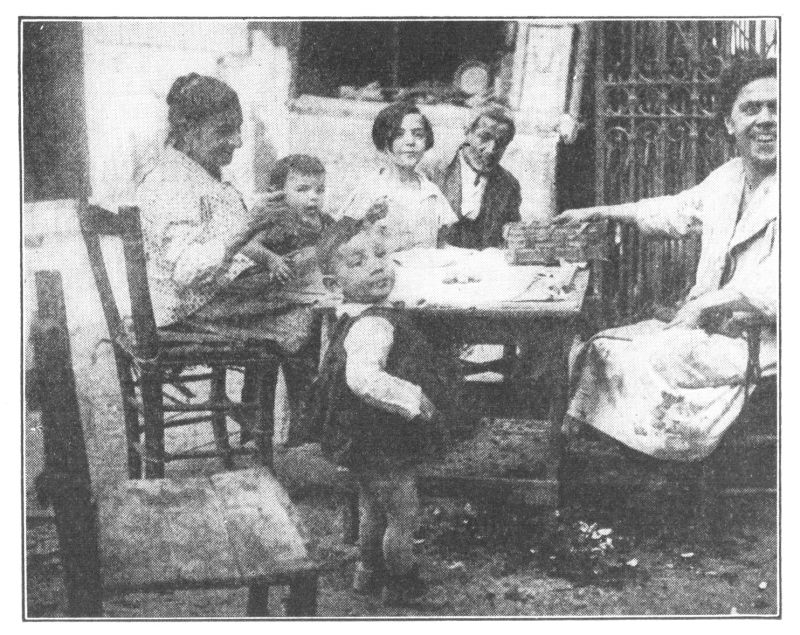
[587,20,777,325]
[593,19,778,206]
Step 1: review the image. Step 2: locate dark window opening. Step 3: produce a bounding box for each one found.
[23,21,87,202]
[296,21,511,101]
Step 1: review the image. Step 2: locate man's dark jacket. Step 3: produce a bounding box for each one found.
[429,151,522,249]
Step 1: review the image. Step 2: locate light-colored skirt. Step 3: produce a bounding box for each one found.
[568,320,751,461]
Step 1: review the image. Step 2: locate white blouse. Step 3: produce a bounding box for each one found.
[137,146,256,325]
[632,158,776,319]
[628,157,777,373]
[340,163,458,252]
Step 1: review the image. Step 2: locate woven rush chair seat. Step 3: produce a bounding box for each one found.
[98,467,318,594]
[31,271,321,616]
[126,328,285,367]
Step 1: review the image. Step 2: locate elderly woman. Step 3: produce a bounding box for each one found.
[137,73,318,442]
[340,101,457,252]
[556,55,777,461]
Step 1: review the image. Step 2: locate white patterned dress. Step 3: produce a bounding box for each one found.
[568,159,776,461]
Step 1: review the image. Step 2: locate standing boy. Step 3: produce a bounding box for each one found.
[307,219,476,606]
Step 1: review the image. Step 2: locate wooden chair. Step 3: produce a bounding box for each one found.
[561,221,777,542]
[79,204,285,478]
[31,271,319,616]
[697,314,776,539]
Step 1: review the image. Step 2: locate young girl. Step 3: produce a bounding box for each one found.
[340,102,458,253]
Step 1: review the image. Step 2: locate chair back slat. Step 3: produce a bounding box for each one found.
[79,204,161,360]
[32,270,104,616]
[602,220,702,327]
[118,206,160,359]
[78,204,127,343]
[82,204,124,236]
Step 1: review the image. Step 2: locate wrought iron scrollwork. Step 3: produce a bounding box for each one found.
[594,19,777,205]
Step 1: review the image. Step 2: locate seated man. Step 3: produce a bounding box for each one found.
[430,103,521,250]
[428,103,522,377]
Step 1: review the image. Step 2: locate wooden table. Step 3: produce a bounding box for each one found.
[318,269,591,509]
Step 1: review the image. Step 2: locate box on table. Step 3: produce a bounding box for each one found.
[503,221,611,266]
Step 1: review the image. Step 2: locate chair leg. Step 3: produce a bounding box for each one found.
[343,488,360,545]
[246,581,270,616]
[253,364,277,470]
[117,360,142,478]
[140,370,165,479]
[239,365,258,445]
[285,573,318,616]
[210,367,235,470]
[690,460,717,546]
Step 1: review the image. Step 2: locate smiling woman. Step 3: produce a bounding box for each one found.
[165,73,244,179]
[136,73,325,446]
[556,54,778,461]
[724,76,777,180]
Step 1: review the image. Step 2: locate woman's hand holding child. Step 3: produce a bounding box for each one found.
[265,249,293,283]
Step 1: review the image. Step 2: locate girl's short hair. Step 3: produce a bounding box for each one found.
[166,73,241,146]
[718,54,777,122]
[269,154,326,189]
[371,102,434,152]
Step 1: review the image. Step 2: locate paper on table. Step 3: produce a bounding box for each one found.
[388,248,584,307]
[508,262,583,302]
[392,246,482,269]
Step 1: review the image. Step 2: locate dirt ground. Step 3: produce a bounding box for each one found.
[24,326,778,618]
[25,429,779,619]
[26,481,778,618]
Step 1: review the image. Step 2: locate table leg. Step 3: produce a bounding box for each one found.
[285,573,318,616]
[547,323,576,508]
[246,581,270,616]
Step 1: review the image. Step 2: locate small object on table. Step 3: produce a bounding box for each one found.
[443,273,482,285]
[339,81,385,102]
[504,220,609,266]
